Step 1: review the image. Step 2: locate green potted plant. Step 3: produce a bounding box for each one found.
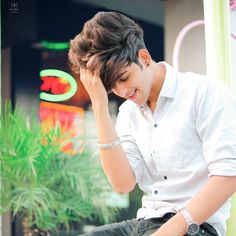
[0,102,117,235]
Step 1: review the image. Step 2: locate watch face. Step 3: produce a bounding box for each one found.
[188,223,199,235]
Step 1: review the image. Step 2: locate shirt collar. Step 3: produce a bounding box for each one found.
[158,61,177,99]
[136,62,177,110]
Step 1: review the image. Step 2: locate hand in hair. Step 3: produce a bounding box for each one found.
[80,56,109,110]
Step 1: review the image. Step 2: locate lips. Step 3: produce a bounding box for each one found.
[127,89,137,100]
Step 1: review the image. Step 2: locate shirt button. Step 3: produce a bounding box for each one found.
[154,124,158,128]
[154,190,158,195]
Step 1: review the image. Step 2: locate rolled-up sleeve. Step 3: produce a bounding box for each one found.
[115,104,144,180]
[196,79,236,177]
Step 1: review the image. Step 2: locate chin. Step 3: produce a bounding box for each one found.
[135,99,146,106]
[140,97,148,106]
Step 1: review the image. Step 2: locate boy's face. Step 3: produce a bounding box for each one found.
[112,59,153,106]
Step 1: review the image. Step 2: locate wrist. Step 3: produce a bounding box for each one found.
[171,213,188,235]
[91,95,108,109]
[92,102,109,114]
[154,214,187,236]
[179,207,200,235]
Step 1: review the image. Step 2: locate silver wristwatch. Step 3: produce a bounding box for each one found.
[179,207,199,235]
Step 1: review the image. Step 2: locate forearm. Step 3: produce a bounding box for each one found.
[186,175,236,225]
[153,175,236,236]
[93,104,136,193]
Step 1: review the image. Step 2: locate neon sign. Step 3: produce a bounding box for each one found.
[40,69,77,102]
[40,101,84,155]
[39,69,84,154]
[41,40,69,50]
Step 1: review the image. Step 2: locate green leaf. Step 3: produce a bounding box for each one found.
[0,101,119,232]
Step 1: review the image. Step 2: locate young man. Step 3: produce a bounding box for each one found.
[69,11,236,236]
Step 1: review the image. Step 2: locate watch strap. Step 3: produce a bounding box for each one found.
[179,207,200,235]
[180,206,194,225]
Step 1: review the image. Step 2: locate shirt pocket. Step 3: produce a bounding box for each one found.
[155,125,199,169]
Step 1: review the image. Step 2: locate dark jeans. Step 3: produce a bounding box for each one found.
[79,213,218,236]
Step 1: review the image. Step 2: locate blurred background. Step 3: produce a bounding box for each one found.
[1,0,235,235]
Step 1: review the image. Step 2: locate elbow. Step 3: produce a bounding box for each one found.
[106,171,137,194]
[111,181,136,194]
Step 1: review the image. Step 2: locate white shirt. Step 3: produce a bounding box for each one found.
[115,62,236,236]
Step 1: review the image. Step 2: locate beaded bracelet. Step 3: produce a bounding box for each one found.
[97,137,121,149]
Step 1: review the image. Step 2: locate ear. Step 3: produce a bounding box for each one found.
[138,49,151,66]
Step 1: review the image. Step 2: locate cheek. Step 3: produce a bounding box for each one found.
[112,88,120,97]
[112,89,117,95]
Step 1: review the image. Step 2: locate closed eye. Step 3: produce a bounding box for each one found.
[119,77,128,82]
[118,73,129,82]
[117,70,128,83]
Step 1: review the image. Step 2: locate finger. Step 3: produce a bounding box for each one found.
[86,55,97,69]
[86,55,103,77]
[80,68,90,84]
[80,68,85,81]
[80,67,92,81]
[94,59,103,76]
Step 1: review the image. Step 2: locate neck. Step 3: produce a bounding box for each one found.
[147,62,166,111]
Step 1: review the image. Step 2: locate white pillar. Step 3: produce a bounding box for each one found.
[203,0,232,85]
[203,1,235,236]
